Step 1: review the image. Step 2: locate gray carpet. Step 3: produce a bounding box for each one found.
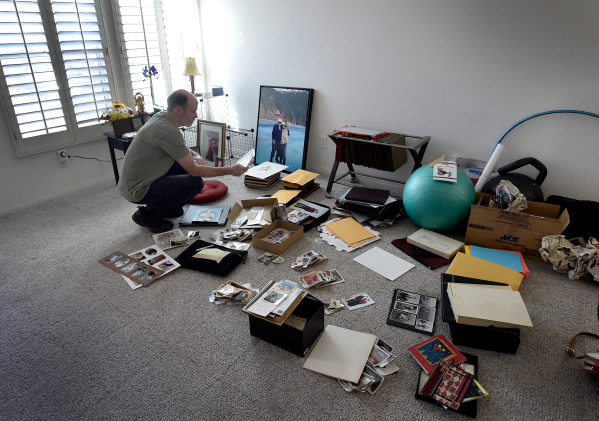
[1,174,598,421]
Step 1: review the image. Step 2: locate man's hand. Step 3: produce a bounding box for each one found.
[272,140,275,145]
[229,164,248,177]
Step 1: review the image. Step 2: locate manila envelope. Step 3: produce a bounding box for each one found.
[446,252,524,291]
[271,189,302,204]
[325,217,376,247]
[282,169,319,185]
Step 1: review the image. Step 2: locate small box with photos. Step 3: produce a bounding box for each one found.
[386,289,437,335]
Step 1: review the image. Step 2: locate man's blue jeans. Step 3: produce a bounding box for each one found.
[134,162,204,216]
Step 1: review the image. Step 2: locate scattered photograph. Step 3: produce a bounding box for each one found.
[193,207,223,223]
[348,373,374,391]
[256,252,277,265]
[368,344,391,366]
[419,296,437,307]
[342,293,375,311]
[328,269,345,284]
[121,262,141,273]
[394,301,418,314]
[376,338,394,354]
[263,291,284,304]
[187,230,201,238]
[131,267,147,277]
[132,251,145,261]
[397,291,420,305]
[148,254,166,265]
[157,261,174,270]
[415,319,434,332]
[214,157,224,167]
[104,253,122,262]
[114,258,129,268]
[363,365,385,395]
[139,270,157,283]
[390,309,417,325]
[300,271,323,288]
[145,248,157,256]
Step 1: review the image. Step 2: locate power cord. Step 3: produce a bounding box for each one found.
[68,154,122,162]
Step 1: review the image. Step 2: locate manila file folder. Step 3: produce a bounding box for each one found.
[325,217,376,247]
[446,252,524,291]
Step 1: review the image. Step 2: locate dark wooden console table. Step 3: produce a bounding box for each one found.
[106,133,132,185]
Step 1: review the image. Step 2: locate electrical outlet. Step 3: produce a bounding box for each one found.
[57,149,69,166]
[320,136,327,149]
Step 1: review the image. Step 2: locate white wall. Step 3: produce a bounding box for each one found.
[199,0,599,200]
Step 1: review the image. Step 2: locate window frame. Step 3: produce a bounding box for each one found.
[0,0,120,157]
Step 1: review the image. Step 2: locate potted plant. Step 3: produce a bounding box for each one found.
[99,102,135,139]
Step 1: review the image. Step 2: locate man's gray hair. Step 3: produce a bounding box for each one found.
[167,90,189,112]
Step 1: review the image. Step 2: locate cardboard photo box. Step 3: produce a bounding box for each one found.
[465,193,569,262]
[252,220,304,255]
[227,198,278,225]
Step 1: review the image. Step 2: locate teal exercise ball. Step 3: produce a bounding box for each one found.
[403,165,475,231]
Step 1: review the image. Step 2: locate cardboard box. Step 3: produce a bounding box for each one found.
[252,220,304,255]
[227,198,278,226]
[465,193,569,262]
[248,295,325,356]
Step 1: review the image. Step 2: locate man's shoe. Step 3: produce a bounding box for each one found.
[132,207,174,233]
[161,207,185,218]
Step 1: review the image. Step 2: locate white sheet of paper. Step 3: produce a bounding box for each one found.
[353,246,414,280]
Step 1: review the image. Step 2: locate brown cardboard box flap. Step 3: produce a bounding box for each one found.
[228,198,279,224]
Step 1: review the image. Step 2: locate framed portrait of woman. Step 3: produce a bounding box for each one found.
[197,119,226,165]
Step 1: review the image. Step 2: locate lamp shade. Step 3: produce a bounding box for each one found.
[183,58,200,76]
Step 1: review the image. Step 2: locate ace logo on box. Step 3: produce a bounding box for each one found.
[499,234,520,243]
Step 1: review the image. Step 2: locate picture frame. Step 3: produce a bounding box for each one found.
[131,115,143,132]
[197,119,226,165]
[255,86,314,173]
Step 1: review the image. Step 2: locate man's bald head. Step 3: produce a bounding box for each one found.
[167,89,196,113]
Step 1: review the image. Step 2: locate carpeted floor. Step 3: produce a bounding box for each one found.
[0,174,598,421]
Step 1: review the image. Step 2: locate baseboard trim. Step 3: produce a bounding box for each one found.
[0,175,115,217]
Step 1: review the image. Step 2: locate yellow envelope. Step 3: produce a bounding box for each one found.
[281,169,319,185]
[325,217,376,247]
[271,189,302,204]
[446,252,523,291]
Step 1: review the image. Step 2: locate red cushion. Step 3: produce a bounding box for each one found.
[189,180,228,204]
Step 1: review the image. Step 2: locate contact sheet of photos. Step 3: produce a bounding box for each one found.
[99,250,165,288]
[386,289,437,335]
[122,245,181,289]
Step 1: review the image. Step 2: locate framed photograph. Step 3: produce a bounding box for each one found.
[131,115,143,132]
[255,85,314,172]
[197,119,226,164]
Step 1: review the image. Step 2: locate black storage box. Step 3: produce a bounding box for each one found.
[415,352,479,418]
[248,294,324,357]
[441,274,521,354]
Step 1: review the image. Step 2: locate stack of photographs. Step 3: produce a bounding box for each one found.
[244,280,304,318]
[324,298,344,315]
[209,281,258,305]
[386,289,437,335]
[261,228,295,244]
[152,229,194,250]
[338,338,398,394]
[298,269,345,289]
[256,252,284,265]
[290,250,327,271]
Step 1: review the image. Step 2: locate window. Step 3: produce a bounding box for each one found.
[0,0,115,156]
[114,0,197,111]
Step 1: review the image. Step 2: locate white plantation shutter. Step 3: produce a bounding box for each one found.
[115,0,192,110]
[160,0,187,92]
[0,0,68,141]
[50,0,112,128]
[0,0,115,156]
[116,0,167,110]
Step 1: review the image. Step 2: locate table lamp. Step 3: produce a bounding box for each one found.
[184,58,201,94]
